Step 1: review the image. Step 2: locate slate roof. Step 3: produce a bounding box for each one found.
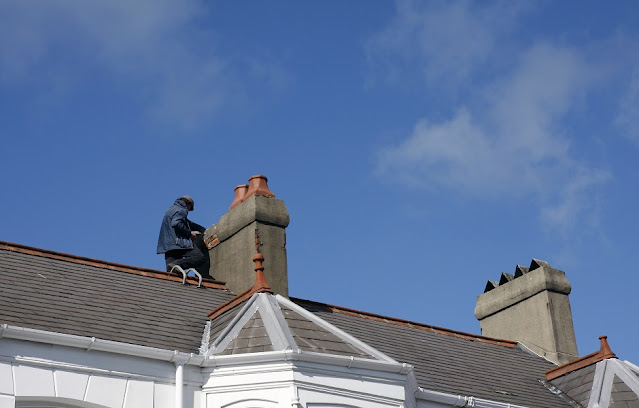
[0,241,235,353]
[609,375,639,408]
[219,312,274,354]
[549,363,596,406]
[293,298,571,408]
[280,304,376,359]
[1,240,573,407]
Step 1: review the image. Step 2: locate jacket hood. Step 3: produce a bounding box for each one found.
[174,199,189,209]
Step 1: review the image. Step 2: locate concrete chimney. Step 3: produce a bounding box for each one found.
[474,259,579,365]
[204,175,290,296]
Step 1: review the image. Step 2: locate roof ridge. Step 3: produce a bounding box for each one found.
[290,297,518,348]
[546,335,618,380]
[207,287,253,319]
[0,240,228,290]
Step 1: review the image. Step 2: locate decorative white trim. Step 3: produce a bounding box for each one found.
[210,298,261,355]
[261,294,298,351]
[611,360,639,395]
[0,323,407,378]
[587,359,639,408]
[294,380,405,406]
[626,360,639,374]
[0,355,179,385]
[208,293,300,356]
[207,292,402,366]
[204,348,411,374]
[416,388,534,408]
[0,324,203,366]
[276,295,398,363]
[588,360,608,408]
[199,320,212,356]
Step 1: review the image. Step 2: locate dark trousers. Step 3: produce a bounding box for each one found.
[164,240,211,278]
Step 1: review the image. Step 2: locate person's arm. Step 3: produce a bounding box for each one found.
[189,220,206,233]
[170,209,192,238]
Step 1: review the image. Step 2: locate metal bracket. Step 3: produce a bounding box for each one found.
[168,265,202,287]
[187,268,203,287]
[169,265,187,284]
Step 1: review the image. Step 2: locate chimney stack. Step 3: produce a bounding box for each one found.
[204,175,290,296]
[474,259,579,365]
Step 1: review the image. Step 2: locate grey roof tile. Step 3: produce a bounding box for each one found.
[0,247,235,353]
[294,298,571,408]
[279,304,375,359]
[209,305,241,343]
[3,243,576,408]
[220,312,274,355]
[611,375,639,405]
[550,361,596,406]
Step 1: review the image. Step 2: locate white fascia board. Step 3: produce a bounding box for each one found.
[294,350,412,374]
[587,359,639,408]
[625,360,639,374]
[204,348,411,375]
[260,294,298,351]
[416,388,533,408]
[0,324,204,366]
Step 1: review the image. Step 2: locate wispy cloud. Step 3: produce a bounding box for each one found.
[371,1,612,233]
[616,67,639,146]
[365,0,529,90]
[0,0,285,129]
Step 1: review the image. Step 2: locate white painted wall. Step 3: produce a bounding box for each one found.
[0,339,197,408]
[202,359,409,408]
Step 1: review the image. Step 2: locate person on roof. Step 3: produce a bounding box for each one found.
[157,195,212,279]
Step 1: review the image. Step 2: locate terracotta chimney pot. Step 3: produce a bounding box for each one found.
[229,184,249,210]
[244,175,275,200]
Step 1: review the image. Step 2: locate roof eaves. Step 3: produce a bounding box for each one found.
[291,297,517,348]
[0,240,227,289]
[1,323,205,365]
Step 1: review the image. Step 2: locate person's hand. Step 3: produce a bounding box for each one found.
[191,231,201,239]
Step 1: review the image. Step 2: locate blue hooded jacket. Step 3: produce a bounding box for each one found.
[157,199,194,254]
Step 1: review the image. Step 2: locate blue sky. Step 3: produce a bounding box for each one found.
[2,1,638,364]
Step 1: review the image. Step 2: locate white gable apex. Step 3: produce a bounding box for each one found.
[205,293,397,364]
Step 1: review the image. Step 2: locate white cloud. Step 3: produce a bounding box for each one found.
[375,40,610,232]
[366,0,529,89]
[0,0,284,129]
[616,67,639,145]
